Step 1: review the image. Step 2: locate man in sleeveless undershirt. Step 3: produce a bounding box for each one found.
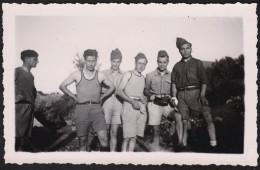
[59,49,115,151]
[116,53,148,152]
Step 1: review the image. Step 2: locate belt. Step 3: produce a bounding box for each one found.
[178,86,200,91]
[77,101,100,105]
[130,96,142,101]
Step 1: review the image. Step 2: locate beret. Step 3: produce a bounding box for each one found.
[111,48,122,60]
[83,49,98,59]
[176,37,192,49]
[21,50,38,60]
[135,53,148,63]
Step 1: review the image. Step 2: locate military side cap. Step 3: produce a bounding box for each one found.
[111,48,122,60]
[176,37,192,49]
[83,49,98,58]
[135,53,148,62]
[158,50,169,58]
[21,50,38,61]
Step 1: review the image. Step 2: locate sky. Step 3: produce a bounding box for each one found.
[15,16,243,93]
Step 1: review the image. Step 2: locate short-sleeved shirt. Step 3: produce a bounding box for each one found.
[102,68,123,93]
[171,57,208,89]
[145,69,172,95]
[15,67,37,104]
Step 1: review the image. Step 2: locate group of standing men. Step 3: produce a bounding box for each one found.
[15,37,217,152]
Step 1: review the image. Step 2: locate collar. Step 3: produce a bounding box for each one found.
[155,68,169,75]
[110,68,122,74]
[181,56,193,63]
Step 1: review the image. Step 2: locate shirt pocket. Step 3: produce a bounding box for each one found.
[150,78,159,93]
[162,78,172,94]
[187,66,198,82]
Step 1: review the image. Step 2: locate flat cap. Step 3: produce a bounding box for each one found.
[21,50,38,60]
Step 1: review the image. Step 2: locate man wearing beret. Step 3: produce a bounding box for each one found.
[116,53,148,152]
[171,38,217,150]
[101,48,124,151]
[59,49,115,151]
[15,50,39,151]
[144,50,183,151]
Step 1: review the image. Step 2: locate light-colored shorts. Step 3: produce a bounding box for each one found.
[122,101,147,138]
[147,102,175,125]
[102,95,122,125]
[75,104,107,137]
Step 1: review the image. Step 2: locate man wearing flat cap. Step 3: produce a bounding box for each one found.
[101,48,124,151]
[171,38,217,150]
[144,50,183,151]
[15,50,39,151]
[116,53,148,152]
[59,49,115,151]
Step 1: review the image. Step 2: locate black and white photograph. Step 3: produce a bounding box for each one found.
[2,3,258,165]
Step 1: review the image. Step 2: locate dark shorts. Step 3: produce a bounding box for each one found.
[75,104,107,137]
[15,103,34,137]
[177,89,211,120]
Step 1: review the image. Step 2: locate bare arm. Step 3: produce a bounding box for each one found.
[144,74,154,100]
[59,71,79,102]
[172,84,177,97]
[171,83,178,106]
[200,84,208,106]
[98,72,115,102]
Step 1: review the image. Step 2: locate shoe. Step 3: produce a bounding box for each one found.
[210,140,217,147]
[174,143,184,152]
[182,146,192,152]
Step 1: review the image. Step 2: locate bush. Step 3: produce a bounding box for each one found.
[205,55,244,107]
[34,92,76,129]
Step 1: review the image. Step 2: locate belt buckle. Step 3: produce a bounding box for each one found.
[90,100,92,105]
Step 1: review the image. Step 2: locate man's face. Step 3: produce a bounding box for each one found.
[179,43,192,59]
[111,58,121,71]
[85,55,97,71]
[157,56,169,71]
[26,57,39,68]
[135,58,147,73]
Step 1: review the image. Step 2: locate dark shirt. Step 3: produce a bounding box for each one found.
[171,57,208,89]
[15,67,37,104]
[145,69,172,97]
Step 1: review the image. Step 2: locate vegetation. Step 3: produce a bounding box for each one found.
[34,91,75,129]
[205,55,244,107]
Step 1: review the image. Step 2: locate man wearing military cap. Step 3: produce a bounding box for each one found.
[59,49,115,151]
[15,49,39,151]
[144,50,183,151]
[101,48,124,151]
[116,53,148,152]
[171,37,217,150]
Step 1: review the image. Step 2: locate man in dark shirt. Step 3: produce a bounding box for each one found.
[15,50,39,151]
[171,37,217,149]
